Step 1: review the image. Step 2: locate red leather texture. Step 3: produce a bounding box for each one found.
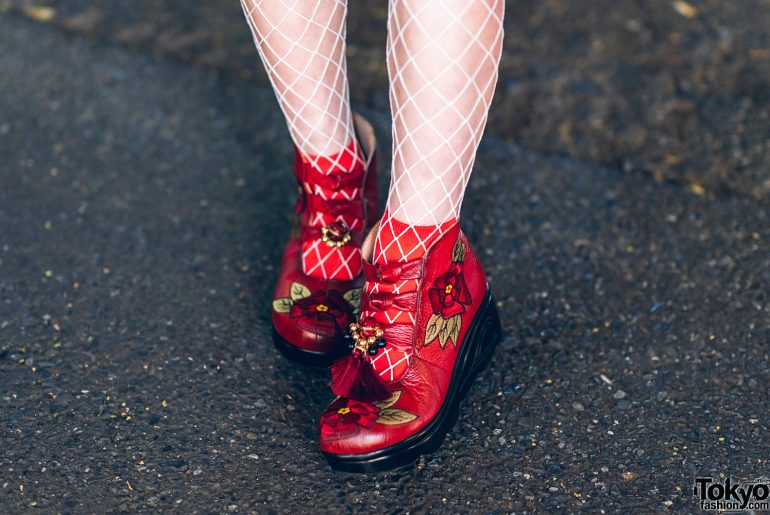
[271,115,377,357]
[319,224,489,454]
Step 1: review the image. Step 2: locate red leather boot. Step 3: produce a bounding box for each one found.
[271,114,378,365]
[319,221,502,471]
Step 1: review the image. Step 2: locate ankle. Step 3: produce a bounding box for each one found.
[300,138,365,177]
[373,211,457,265]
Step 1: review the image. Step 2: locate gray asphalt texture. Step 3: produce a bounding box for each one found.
[6,0,770,203]
[1,13,770,514]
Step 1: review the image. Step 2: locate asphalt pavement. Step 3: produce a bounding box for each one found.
[6,0,770,202]
[1,14,769,514]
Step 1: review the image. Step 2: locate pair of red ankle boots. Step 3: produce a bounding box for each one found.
[271,114,501,472]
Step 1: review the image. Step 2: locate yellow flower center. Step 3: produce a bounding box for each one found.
[444,284,453,294]
[337,407,351,415]
[315,304,329,312]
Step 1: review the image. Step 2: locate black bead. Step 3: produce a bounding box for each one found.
[367,346,379,356]
[376,337,387,348]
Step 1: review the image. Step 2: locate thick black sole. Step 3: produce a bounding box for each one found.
[272,327,346,367]
[323,289,502,472]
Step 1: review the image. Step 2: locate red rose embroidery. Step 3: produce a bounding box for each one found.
[428,263,472,318]
[289,289,352,337]
[320,399,379,435]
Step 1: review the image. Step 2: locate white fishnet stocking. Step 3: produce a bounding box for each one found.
[240,0,362,171]
[375,0,504,262]
[364,0,503,381]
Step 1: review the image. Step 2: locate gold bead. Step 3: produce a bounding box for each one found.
[367,336,376,345]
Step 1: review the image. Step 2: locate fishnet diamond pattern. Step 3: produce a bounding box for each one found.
[242,0,368,281]
[370,347,412,382]
[242,0,504,381]
[300,176,364,280]
[303,238,359,279]
[365,0,503,381]
[240,0,363,172]
[375,0,504,263]
[362,273,416,380]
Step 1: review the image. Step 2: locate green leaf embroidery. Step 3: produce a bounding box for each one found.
[425,313,462,348]
[448,315,461,348]
[451,238,466,263]
[374,390,402,410]
[438,315,456,348]
[289,282,311,301]
[424,313,443,345]
[437,326,447,348]
[449,317,461,347]
[272,297,292,314]
[377,408,418,425]
[343,288,362,311]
